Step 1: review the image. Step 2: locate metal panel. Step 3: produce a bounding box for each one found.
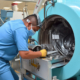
[21,58,52,80]
[21,57,65,80]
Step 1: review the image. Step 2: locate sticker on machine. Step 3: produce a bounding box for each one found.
[52,34,59,39]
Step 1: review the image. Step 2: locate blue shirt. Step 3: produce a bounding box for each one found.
[0,19,29,74]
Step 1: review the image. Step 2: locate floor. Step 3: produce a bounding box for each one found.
[17,73,21,80]
[10,59,22,80]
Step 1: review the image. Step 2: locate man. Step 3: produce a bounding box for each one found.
[0,14,47,80]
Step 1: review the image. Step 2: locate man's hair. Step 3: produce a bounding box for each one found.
[24,14,38,26]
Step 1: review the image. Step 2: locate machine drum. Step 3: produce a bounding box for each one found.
[39,15,75,61]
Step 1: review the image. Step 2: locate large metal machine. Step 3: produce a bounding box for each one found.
[21,0,80,80]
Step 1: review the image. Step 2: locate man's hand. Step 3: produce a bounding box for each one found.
[40,49,47,57]
[19,49,47,59]
[19,50,42,59]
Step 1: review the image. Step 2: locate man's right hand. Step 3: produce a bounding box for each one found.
[19,49,47,59]
[40,49,47,57]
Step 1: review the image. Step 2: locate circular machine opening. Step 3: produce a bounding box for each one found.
[39,15,75,63]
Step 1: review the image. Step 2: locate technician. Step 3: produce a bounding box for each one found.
[0,14,47,80]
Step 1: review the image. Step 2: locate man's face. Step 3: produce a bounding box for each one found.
[28,23,40,32]
[32,26,40,32]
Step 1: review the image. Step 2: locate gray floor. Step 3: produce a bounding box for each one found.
[18,73,21,80]
[10,59,22,80]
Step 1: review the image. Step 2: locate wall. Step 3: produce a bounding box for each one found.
[0,0,36,14]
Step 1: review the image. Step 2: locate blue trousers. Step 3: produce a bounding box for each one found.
[0,67,19,80]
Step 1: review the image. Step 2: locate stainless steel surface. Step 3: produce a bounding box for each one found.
[39,15,75,61]
[51,62,66,69]
[21,58,52,80]
[49,30,52,44]
[28,45,41,50]
[41,44,54,51]
[47,51,57,55]
[21,57,65,80]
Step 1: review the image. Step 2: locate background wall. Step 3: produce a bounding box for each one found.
[0,0,37,14]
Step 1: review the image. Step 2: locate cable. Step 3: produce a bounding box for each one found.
[46,5,52,17]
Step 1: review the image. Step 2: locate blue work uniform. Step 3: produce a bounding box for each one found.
[0,19,29,80]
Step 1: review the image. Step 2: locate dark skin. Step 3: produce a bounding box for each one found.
[22,19,40,31]
[19,19,42,59]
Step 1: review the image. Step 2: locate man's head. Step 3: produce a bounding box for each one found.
[23,14,42,32]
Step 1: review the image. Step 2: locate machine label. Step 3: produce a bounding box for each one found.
[52,34,59,39]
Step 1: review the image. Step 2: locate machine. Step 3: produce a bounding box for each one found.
[20,0,80,80]
[0,10,13,26]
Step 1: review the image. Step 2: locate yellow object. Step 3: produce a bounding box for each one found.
[40,49,47,57]
[31,59,40,70]
[15,70,20,74]
[31,62,39,68]
[28,39,30,43]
